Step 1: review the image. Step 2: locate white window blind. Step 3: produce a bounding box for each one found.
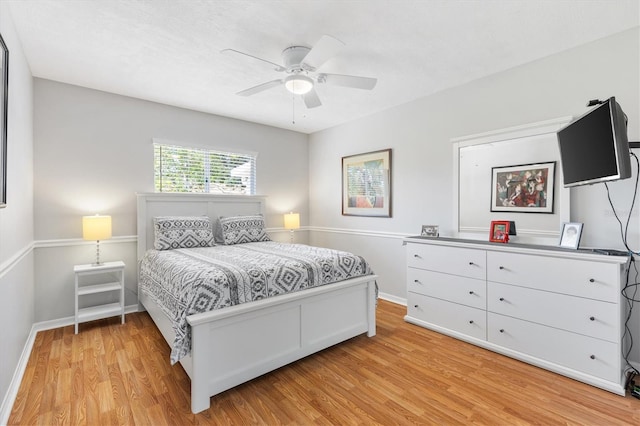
[154,143,256,195]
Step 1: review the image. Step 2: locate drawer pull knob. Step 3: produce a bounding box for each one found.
[590,316,595,321]
[499,266,505,270]
[499,297,505,301]
[469,261,475,265]
[414,304,419,308]
[414,254,421,258]
[469,320,474,324]
[589,278,595,283]
[414,279,421,284]
[469,291,474,295]
[499,329,505,333]
[590,355,596,360]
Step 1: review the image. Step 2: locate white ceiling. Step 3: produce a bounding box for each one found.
[5,0,639,134]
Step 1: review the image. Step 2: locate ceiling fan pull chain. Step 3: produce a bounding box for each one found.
[292,94,296,124]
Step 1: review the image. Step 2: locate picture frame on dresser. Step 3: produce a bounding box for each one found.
[0,32,8,208]
[489,220,510,243]
[421,225,439,237]
[559,222,583,249]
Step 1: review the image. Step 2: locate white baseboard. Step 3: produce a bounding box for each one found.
[378,292,406,306]
[0,323,37,426]
[0,304,140,424]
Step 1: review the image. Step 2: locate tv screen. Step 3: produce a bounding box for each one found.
[557,97,631,188]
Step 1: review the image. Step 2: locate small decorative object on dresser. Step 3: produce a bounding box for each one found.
[559,222,583,249]
[489,220,510,243]
[421,225,439,237]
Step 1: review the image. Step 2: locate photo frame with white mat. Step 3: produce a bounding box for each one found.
[421,225,439,237]
[559,222,583,249]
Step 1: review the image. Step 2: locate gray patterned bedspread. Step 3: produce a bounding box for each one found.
[139,242,374,363]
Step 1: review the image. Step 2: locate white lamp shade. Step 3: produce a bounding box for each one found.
[284,213,300,230]
[83,215,112,241]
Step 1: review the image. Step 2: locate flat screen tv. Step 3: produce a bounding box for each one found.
[557,97,631,188]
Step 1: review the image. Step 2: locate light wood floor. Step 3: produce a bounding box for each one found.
[9,300,640,425]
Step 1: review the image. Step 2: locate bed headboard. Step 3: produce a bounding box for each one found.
[136,193,267,260]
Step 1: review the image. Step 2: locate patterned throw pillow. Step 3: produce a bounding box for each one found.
[219,215,271,245]
[153,216,215,250]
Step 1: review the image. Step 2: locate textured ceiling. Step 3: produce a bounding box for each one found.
[5,0,640,134]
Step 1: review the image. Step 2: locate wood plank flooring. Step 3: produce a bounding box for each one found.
[9,300,640,425]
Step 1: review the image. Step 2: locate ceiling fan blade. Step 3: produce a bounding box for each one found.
[300,35,345,72]
[319,73,377,90]
[221,49,286,72]
[236,79,283,96]
[303,88,322,109]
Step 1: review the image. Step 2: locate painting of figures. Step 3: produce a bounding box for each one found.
[491,162,555,213]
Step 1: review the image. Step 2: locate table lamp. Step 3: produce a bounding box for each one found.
[284,212,300,243]
[83,214,112,266]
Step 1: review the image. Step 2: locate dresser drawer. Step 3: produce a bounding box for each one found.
[408,268,485,309]
[406,243,486,280]
[407,292,486,340]
[487,251,621,302]
[487,282,619,342]
[488,313,619,382]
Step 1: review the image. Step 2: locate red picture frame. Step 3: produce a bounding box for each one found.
[489,221,510,243]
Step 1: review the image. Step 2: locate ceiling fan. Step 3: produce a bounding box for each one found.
[221,35,377,108]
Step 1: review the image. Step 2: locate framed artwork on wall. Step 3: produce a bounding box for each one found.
[0,32,7,208]
[490,161,555,214]
[342,149,391,217]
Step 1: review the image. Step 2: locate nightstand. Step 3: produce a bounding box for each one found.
[74,260,125,334]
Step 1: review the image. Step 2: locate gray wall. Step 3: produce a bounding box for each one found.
[0,4,35,418]
[33,80,309,322]
[308,28,640,360]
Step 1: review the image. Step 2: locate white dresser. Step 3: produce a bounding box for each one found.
[404,236,630,395]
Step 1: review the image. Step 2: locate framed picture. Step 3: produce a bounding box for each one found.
[490,162,555,214]
[559,222,583,249]
[421,225,439,237]
[342,149,391,217]
[0,33,7,208]
[489,220,510,243]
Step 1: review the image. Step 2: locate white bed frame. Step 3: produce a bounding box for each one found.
[136,193,378,413]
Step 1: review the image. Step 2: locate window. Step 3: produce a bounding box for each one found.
[154,142,256,195]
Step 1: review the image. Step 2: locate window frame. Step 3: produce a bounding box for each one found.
[153,139,257,195]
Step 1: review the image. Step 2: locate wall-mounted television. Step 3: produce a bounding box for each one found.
[557,97,631,188]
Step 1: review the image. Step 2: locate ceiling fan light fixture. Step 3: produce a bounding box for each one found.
[284,75,313,95]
